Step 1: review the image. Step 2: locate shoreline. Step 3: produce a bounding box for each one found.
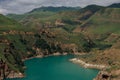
[6,52,68,79]
[23,52,68,61]
[6,53,110,80]
[69,58,110,70]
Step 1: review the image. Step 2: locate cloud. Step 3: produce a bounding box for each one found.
[0,8,7,14]
[0,0,120,14]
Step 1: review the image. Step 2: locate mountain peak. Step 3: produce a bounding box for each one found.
[108,3,120,8]
[29,6,81,13]
[81,4,104,13]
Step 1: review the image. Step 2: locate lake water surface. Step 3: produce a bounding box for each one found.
[7,55,99,80]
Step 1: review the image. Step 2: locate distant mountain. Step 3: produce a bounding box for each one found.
[7,6,81,21]
[6,5,106,33]
[80,4,104,13]
[7,4,120,33]
[74,4,104,22]
[108,3,120,8]
[7,6,81,32]
[74,8,120,34]
[29,6,81,13]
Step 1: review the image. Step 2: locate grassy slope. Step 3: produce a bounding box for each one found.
[74,8,120,34]
[7,5,102,32]
[8,11,81,32]
[0,14,22,31]
[0,14,33,33]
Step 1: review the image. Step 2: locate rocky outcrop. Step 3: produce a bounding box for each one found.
[60,44,78,53]
[7,71,24,79]
[55,19,65,26]
[2,30,34,35]
[94,70,120,80]
[94,71,111,80]
[0,59,24,80]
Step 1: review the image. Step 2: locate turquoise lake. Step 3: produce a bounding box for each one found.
[7,55,99,80]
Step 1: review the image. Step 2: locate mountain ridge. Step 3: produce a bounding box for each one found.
[108,3,120,8]
[29,6,81,13]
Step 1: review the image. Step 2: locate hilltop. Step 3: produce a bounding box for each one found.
[108,3,120,8]
[29,6,81,13]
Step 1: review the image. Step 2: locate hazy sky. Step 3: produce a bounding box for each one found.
[0,0,120,14]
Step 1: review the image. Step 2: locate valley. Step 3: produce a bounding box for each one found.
[0,3,120,80]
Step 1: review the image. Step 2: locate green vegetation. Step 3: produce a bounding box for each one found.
[0,4,120,79]
[78,8,120,34]
[0,14,22,31]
